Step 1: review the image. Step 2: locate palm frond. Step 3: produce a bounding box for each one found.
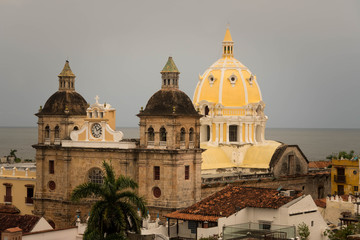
[116,191,147,217]
[71,161,147,238]
[71,182,104,201]
[115,175,138,190]
[102,161,115,184]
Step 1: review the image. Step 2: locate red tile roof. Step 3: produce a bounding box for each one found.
[308,161,331,169]
[314,198,326,208]
[0,204,20,214]
[0,214,40,235]
[4,227,22,233]
[166,186,301,222]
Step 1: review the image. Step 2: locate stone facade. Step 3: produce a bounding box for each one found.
[201,172,331,201]
[271,145,309,177]
[33,59,203,228]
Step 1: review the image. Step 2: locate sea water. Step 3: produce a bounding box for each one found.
[1,127,359,161]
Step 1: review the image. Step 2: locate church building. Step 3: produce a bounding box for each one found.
[193,28,310,178]
[32,28,330,228]
[33,58,202,228]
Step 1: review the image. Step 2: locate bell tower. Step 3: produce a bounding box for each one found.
[137,57,203,217]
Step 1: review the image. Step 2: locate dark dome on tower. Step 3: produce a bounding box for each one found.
[140,89,198,116]
[138,57,199,117]
[36,60,88,116]
[38,91,88,116]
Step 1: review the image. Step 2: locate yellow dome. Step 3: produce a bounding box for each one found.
[193,28,262,108]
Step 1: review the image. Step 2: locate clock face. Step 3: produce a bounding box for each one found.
[91,123,102,138]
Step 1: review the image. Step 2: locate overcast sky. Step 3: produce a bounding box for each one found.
[0,0,359,128]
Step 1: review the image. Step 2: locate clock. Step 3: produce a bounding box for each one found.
[91,123,102,138]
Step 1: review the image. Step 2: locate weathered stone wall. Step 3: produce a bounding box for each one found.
[201,173,331,200]
[273,146,308,177]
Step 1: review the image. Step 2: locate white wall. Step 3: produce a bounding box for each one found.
[197,226,218,240]
[23,228,78,240]
[31,217,54,232]
[324,196,357,225]
[286,195,328,240]
[178,221,196,239]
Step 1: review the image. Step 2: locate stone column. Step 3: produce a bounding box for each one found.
[219,123,224,143]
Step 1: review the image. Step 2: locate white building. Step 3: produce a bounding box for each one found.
[163,186,328,240]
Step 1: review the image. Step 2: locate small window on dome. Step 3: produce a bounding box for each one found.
[248,75,254,85]
[208,75,216,87]
[228,74,238,87]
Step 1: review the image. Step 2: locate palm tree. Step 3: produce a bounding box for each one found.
[71,161,148,240]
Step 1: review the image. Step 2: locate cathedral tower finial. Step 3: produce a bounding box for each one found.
[161,57,180,90]
[58,60,76,91]
[222,26,234,58]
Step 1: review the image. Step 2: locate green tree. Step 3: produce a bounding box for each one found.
[71,161,148,240]
[9,149,17,158]
[8,149,21,163]
[326,150,356,160]
[325,224,358,240]
[297,222,310,240]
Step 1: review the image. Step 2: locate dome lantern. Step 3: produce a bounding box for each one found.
[161,57,179,90]
[222,27,234,58]
[58,60,76,92]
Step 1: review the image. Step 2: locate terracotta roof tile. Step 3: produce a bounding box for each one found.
[166,186,301,222]
[0,214,40,234]
[309,161,331,169]
[0,204,20,214]
[4,227,22,233]
[314,198,326,208]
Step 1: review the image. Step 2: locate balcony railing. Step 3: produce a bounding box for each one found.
[25,197,33,204]
[4,195,12,203]
[335,175,346,183]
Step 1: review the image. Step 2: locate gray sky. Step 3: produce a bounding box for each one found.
[1,0,359,128]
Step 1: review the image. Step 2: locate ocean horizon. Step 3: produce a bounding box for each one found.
[1,127,360,162]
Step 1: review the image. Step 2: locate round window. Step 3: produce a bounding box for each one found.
[48,181,56,190]
[354,170,357,175]
[153,187,161,198]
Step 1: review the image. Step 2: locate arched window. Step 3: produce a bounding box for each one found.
[164,79,166,85]
[148,127,154,141]
[160,127,166,142]
[206,125,210,141]
[167,79,170,85]
[45,125,50,139]
[88,168,103,184]
[73,126,79,131]
[229,125,238,142]
[180,128,186,142]
[189,128,194,142]
[54,126,60,139]
[204,106,209,116]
